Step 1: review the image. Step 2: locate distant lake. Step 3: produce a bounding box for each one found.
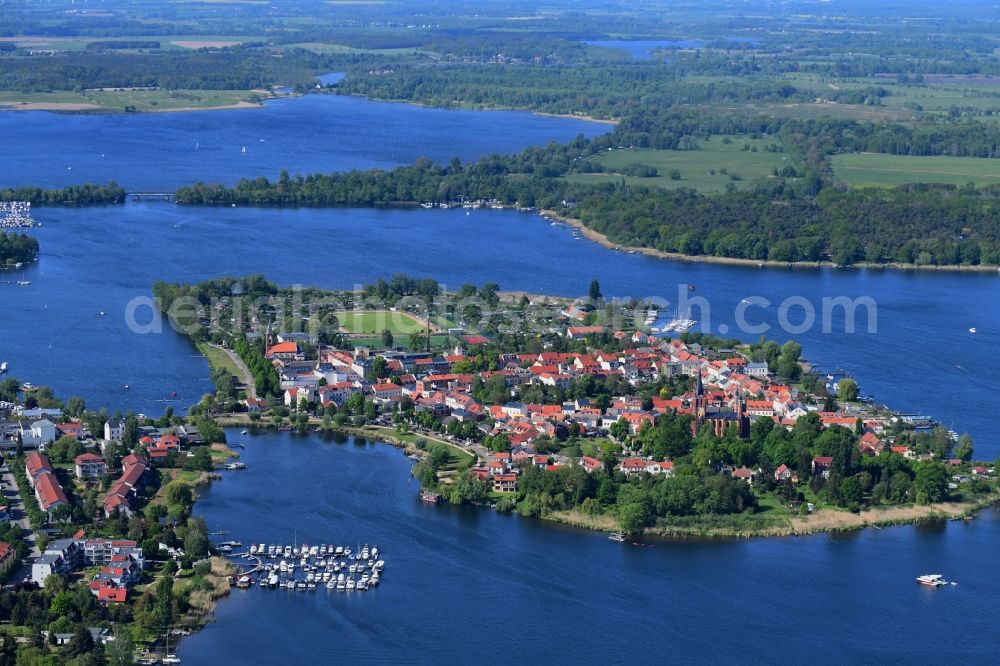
[0,94,607,191]
[5,97,1000,663]
[315,72,345,86]
[585,39,704,59]
[5,203,999,460]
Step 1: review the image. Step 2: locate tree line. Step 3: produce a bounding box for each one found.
[0,183,125,205]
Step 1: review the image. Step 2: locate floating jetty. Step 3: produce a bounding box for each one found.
[0,201,35,228]
[224,541,385,592]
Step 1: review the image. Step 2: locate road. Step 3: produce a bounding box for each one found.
[209,343,257,399]
[1,463,40,583]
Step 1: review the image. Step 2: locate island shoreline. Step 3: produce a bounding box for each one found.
[541,209,1000,274]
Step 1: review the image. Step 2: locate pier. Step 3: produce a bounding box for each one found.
[128,192,175,202]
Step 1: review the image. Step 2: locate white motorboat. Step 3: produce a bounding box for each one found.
[916,574,948,587]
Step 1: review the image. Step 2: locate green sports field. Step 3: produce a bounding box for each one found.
[333,310,434,336]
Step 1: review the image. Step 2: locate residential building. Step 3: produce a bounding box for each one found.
[74,453,107,480]
[104,419,125,442]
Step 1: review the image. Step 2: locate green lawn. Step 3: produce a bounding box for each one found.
[579,438,621,458]
[569,136,793,193]
[334,310,434,336]
[376,427,475,467]
[832,153,1000,187]
[196,341,241,376]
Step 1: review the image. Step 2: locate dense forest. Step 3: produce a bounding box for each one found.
[0,231,39,267]
[0,47,344,93]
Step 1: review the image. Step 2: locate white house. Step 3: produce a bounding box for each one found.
[284,386,316,408]
[104,419,124,442]
[21,419,56,448]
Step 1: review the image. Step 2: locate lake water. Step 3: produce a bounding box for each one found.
[0,94,606,191]
[5,203,999,458]
[3,97,1000,663]
[177,429,1000,664]
[585,39,704,59]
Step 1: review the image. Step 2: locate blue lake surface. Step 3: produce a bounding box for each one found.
[585,39,704,59]
[177,429,1000,664]
[2,97,999,664]
[4,203,999,458]
[0,94,606,190]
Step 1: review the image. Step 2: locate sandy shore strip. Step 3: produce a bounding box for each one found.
[532,111,618,125]
[540,209,1000,274]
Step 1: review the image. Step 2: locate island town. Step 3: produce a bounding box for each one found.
[0,274,994,663]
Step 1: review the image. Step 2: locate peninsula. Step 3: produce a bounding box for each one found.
[154,274,997,538]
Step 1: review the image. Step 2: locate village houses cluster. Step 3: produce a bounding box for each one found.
[0,402,210,598]
[258,328,936,495]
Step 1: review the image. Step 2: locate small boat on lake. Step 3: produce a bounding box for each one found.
[420,489,441,503]
[608,532,627,543]
[916,574,947,587]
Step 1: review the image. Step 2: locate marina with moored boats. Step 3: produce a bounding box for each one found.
[222,540,385,593]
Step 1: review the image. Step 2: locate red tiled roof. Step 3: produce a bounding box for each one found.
[266,341,299,356]
[97,585,127,603]
[25,451,52,478]
[35,471,68,511]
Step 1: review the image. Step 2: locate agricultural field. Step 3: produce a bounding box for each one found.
[0,35,251,51]
[0,88,257,112]
[831,153,1000,188]
[769,72,1000,117]
[567,135,794,193]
